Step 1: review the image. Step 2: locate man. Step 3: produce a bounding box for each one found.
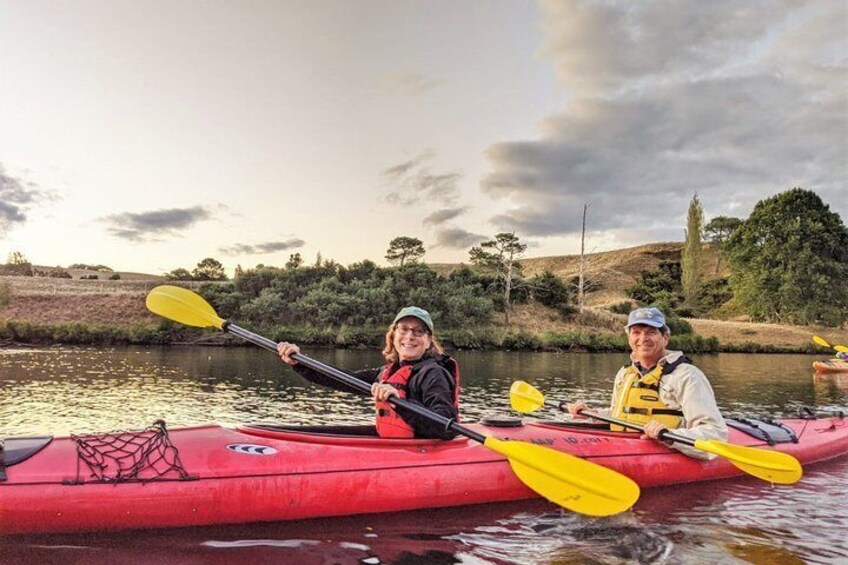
[567,307,727,459]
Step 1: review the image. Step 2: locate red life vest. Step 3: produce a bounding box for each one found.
[375,356,460,438]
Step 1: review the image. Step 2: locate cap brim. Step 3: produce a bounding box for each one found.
[626,321,665,329]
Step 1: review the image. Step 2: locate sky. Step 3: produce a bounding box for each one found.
[1,0,845,276]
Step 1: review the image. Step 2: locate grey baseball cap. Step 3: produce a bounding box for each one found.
[625,307,666,329]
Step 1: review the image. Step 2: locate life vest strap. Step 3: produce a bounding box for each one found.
[622,407,684,416]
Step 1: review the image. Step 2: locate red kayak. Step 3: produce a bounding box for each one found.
[2,415,847,534]
[813,360,848,373]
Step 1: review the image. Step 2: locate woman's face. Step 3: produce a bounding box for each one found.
[392,316,432,362]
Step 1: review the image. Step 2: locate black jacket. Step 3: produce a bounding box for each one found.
[293,354,458,440]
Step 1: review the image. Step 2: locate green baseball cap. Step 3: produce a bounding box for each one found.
[392,306,434,333]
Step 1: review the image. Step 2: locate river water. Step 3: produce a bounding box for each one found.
[1,346,847,564]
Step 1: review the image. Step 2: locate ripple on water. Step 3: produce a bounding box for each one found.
[453,512,674,565]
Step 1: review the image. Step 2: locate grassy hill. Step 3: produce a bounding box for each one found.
[1,243,845,351]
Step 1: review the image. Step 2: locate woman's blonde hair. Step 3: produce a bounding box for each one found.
[382,324,444,364]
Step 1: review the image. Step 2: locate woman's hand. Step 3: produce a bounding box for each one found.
[565,401,589,418]
[371,382,399,402]
[277,342,301,365]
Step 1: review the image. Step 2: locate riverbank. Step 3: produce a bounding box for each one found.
[0,286,844,354]
[1,256,846,354]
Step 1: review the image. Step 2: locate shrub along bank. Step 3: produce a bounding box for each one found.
[0,318,724,353]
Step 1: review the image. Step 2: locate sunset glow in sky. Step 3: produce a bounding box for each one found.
[1,0,845,275]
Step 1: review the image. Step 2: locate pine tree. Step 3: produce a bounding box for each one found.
[681,194,703,310]
[469,232,527,325]
[385,236,425,266]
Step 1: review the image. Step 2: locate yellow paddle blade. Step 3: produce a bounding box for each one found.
[693,439,803,485]
[484,436,640,517]
[812,335,848,353]
[812,335,831,348]
[509,381,545,413]
[146,285,225,329]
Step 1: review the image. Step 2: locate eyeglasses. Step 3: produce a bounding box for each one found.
[395,324,429,338]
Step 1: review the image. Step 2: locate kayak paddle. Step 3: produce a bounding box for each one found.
[509,380,803,485]
[146,285,641,517]
[812,335,848,354]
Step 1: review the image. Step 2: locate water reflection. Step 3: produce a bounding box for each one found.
[2,347,847,435]
[1,346,847,564]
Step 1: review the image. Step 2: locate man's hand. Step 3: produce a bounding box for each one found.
[641,420,668,440]
[565,401,589,418]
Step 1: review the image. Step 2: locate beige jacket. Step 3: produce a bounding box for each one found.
[610,350,728,460]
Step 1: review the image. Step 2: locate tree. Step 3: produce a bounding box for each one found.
[724,188,848,326]
[681,194,704,310]
[626,261,683,310]
[577,203,589,310]
[192,258,228,281]
[385,236,425,266]
[469,232,527,325]
[164,268,193,281]
[285,253,303,270]
[529,270,575,316]
[1,251,33,276]
[704,216,743,274]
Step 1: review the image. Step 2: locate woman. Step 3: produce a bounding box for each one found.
[277,306,459,440]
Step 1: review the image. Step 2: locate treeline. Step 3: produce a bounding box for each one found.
[181,259,718,353]
[618,188,848,327]
[201,261,502,329]
[0,253,120,279]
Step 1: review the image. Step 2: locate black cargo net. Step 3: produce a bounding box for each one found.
[72,419,193,484]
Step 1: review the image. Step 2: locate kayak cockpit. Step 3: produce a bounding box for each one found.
[0,436,53,481]
[237,423,469,446]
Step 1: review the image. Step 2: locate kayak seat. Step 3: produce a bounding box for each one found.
[725,418,798,445]
[0,436,53,481]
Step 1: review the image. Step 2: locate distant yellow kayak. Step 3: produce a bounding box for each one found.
[813,360,848,373]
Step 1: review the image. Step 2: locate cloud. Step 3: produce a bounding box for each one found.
[481,1,847,243]
[382,72,445,96]
[432,227,487,250]
[383,151,462,206]
[423,207,469,226]
[101,206,212,242]
[0,165,54,237]
[219,238,305,255]
[383,150,435,181]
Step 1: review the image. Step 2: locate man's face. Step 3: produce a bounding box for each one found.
[627,324,669,365]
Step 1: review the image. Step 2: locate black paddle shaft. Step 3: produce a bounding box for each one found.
[578,408,697,448]
[223,322,487,443]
